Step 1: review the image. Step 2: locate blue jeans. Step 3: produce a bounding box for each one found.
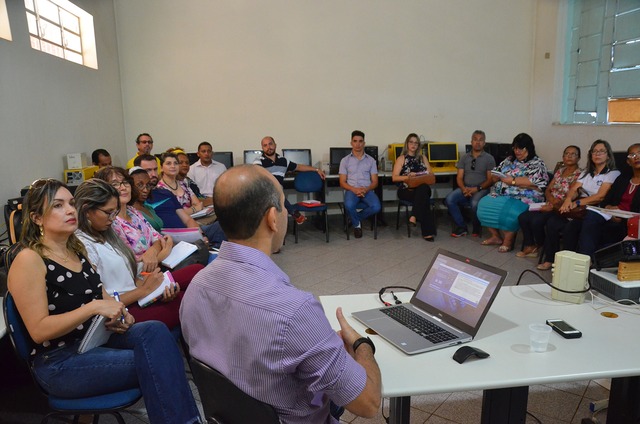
[202,221,227,249]
[32,321,200,424]
[344,190,381,228]
[444,188,489,229]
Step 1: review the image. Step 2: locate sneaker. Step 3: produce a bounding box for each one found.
[354,227,363,238]
[293,211,306,224]
[451,226,468,238]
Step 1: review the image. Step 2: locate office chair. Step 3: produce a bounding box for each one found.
[3,293,143,424]
[189,357,280,424]
[291,172,329,243]
[341,200,377,240]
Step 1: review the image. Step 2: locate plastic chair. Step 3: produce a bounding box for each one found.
[290,172,329,243]
[341,200,377,240]
[3,292,143,424]
[189,357,280,424]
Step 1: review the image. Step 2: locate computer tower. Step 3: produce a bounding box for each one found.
[364,145,378,165]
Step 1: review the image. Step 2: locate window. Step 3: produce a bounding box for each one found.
[563,0,640,124]
[24,0,97,68]
[1,0,11,41]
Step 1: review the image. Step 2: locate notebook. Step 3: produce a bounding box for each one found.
[352,249,507,355]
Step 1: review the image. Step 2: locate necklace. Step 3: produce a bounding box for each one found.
[49,248,71,263]
[630,180,640,194]
[162,178,178,191]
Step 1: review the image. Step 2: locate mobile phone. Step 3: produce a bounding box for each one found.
[546,319,582,339]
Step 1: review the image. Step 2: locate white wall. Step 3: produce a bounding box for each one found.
[114,0,537,167]
[0,0,125,206]
[531,0,638,165]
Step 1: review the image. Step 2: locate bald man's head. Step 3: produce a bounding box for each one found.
[214,165,284,240]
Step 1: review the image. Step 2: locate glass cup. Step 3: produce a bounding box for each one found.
[529,323,552,352]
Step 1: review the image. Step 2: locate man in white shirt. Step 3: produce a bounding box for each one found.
[187,142,227,198]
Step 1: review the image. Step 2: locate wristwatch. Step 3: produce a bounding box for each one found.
[476,185,482,191]
[511,178,516,186]
[353,337,376,354]
[576,200,581,207]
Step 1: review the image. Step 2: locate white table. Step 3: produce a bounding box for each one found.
[320,285,640,424]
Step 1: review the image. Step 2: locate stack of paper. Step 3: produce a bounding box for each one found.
[138,271,176,307]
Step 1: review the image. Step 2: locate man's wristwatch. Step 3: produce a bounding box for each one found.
[353,337,376,354]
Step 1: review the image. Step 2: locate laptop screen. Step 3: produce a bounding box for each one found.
[412,249,506,335]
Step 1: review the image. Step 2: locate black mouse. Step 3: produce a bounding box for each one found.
[452,346,490,364]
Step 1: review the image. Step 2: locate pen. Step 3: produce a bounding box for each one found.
[112,291,126,324]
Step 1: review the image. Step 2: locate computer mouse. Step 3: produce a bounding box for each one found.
[452,346,490,364]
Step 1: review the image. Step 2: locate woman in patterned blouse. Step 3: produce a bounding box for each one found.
[477,133,549,252]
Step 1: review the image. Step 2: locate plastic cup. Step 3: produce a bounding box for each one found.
[529,323,552,352]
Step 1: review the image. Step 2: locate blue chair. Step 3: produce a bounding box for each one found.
[290,171,329,243]
[3,293,143,424]
[341,200,378,240]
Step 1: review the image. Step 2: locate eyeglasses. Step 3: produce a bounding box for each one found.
[29,178,58,190]
[628,153,640,159]
[591,149,607,156]
[96,208,120,220]
[471,158,476,171]
[563,152,579,158]
[408,141,420,145]
[513,146,527,151]
[110,180,131,189]
[135,183,153,191]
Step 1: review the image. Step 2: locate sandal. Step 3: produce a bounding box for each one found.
[498,245,512,253]
[537,262,552,271]
[481,238,503,246]
[423,235,435,242]
[516,246,539,258]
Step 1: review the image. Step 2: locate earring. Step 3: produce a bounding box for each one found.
[87,219,92,226]
[39,225,44,237]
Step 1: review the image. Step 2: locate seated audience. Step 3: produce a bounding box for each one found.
[91,148,112,168]
[187,141,227,198]
[129,166,165,231]
[391,133,436,241]
[156,152,204,214]
[516,145,582,259]
[74,178,203,329]
[569,143,640,260]
[127,132,160,171]
[540,139,620,270]
[477,133,549,252]
[133,154,160,188]
[180,165,381,423]
[339,130,381,239]
[7,178,200,424]
[255,136,325,224]
[445,130,495,237]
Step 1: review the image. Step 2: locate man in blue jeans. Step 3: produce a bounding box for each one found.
[444,130,495,237]
[339,130,381,238]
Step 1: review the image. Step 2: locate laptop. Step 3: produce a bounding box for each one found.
[352,249,507,355]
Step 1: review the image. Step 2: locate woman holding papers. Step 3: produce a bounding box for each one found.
[567,143,640,260]
[74,178,203,329]
[477,133,549,252]
[391,133,436,241]
[539,140,620,270]
[515,145,582,259]
[7,178,200,424]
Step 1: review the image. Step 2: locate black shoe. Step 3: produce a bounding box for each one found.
[472,225,481,237]
[451,226,468,238]
[354,227,363,238]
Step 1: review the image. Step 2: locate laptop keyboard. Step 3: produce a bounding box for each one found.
[381,306,458,343]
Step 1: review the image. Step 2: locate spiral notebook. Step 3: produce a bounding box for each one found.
[78,315,111,354]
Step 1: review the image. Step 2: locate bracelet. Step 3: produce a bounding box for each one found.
[353,336,376,354]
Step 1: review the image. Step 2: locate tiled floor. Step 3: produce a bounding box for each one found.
[0,212,611,423]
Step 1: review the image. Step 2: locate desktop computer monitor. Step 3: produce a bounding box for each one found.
[282,149,312,166]
[427,143,459,163]
[244,150,263,164]
[213,151,234,168]
[186,152,199,165]
[329,147,353,174]
[388,143,404,163]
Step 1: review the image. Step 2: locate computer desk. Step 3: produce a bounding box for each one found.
[320,285,640,424]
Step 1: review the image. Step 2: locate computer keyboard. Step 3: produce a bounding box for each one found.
[381,306,457,343]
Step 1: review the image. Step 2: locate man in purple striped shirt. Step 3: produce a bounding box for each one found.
[180,165,381,423]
